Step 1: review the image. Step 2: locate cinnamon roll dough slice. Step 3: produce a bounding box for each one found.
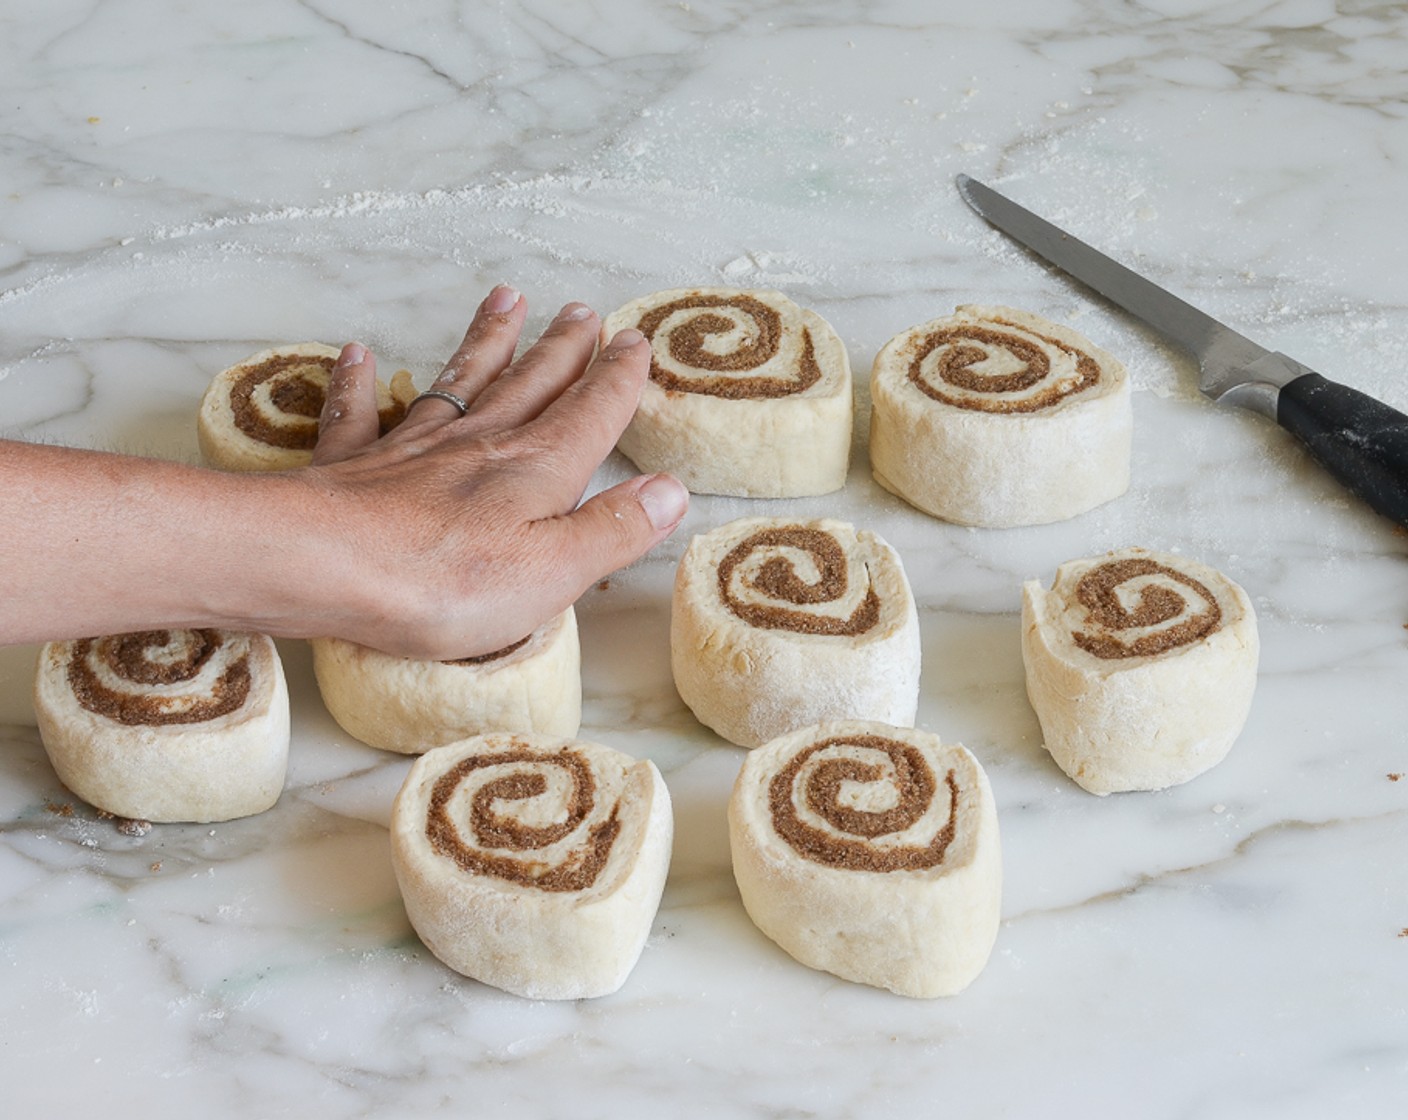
[197,343,417,471]
[869,305,1132,527]
[672,516,920,748]
[730,720,1001,998]
[311,609,581,754]
[391,733,673,1000]
[1022,547,1259,795]
[604,287,852,497]
[33,629,289,823]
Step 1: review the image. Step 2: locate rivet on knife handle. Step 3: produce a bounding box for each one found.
[956,173,1408,529]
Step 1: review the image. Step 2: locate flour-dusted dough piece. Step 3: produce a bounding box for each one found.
[672,516,920,748]
[604,287,852,497]
[730,719,1001,998]
[197,343,418,471]
[311,609,581,754]
[1022,547,1259,795]
[869,305,1132,527]
[33,629,289,823]
[390,733,673,1000]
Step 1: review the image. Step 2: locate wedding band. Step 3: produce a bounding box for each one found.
[411,389,469,417]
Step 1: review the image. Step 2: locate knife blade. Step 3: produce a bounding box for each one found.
[956,172,1408,529]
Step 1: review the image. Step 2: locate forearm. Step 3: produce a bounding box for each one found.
[0,440,339,644]
[0,294,687,660]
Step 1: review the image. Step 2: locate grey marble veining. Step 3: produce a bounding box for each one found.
[2,1,1407,1116]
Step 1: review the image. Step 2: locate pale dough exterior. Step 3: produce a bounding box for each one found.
[1021,547,1259,795]
[729,719,1002,998]
[671,516,921,749]
[869,305,1132,527]
[311,608,581,754]
[197,342,417,471]
[604,287,852,497]
[33,631,289,823]
[390,733,673,1000]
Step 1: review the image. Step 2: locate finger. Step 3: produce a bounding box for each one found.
[536,472,689,596]
[506,327,651,498]
[462,302,600,431]
[402,284,526,428]
[312,343,380,464]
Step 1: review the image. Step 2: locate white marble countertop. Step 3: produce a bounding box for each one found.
[3,2,1406,1116]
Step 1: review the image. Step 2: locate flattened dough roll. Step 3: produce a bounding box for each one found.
[869,305,1131,527]
[197,343,417,471]
[730,720,1001,998]
[33,629,289,823]
[604,287,852,497]
[311,609,581,754]
[672,516,920,748]
[390,733,673,1000]
[1022,547,1259,795]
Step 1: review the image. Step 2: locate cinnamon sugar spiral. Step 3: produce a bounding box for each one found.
[768,734,960,871]
[1071,557,1222,660]
[229,352,407,450]
[716,526,880,636]
[907,315,1101,413]
[66,630,254,726]
[424,744,622,892]
[637,292,821,399]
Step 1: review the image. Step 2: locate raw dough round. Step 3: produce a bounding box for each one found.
[33,629,289,823]
[729,719,1002,998]
[604,287,852,497]
[390,732,673,1000]
[197,343,417,471]
[869,305,1131,527]
[1021,547,1259,794]
[311,609,581,754]
[671,516,920,748]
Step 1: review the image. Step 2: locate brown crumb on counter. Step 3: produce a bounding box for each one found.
[149,861,163,873]
[597,579,611,591]
[45,802,74,818]
[116,818,153,838]
[1389,774,1403,782]
[1400,928,1408,939]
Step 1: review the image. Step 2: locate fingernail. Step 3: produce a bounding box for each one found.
[607,327,645,350]
[337,342,368,368]
[557,302,595,322]
[483,284,520,314]
[637,474,689,531]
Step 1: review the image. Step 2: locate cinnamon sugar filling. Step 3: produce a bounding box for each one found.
[67,630,251,726]
[228,353,407,449]
[717,527,879,636]
[637,294,821,399]
[906,319,1101,413]
[768,735,959,871]
[425,745,620,892]
[1071,557,1221,659]
[444,635,531,666]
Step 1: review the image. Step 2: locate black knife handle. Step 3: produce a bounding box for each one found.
[1277,373,1408,528]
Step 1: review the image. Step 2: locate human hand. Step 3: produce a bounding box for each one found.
[287,284,688,660]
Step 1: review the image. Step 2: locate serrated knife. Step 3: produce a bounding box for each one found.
[956,173,1408,528]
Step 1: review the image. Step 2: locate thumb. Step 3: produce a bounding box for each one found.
[548,473,689,588]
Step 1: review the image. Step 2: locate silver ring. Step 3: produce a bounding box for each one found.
[410,388,469,417]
